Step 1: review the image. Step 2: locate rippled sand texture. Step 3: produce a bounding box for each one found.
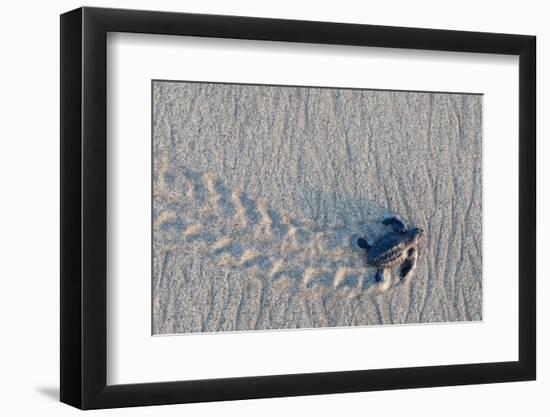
[152,81,482,334]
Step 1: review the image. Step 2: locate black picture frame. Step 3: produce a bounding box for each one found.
[60,6,536,410]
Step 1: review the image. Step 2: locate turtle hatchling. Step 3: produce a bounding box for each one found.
[357,216,425,284]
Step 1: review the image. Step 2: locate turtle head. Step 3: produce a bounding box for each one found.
[406,227,425,244]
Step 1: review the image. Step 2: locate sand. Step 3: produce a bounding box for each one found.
[152,81,482,334]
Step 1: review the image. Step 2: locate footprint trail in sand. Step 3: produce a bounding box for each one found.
[154,169,401,296]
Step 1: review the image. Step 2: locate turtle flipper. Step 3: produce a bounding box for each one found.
[372,268,392,292]
[400,247,418,280]
[357,237,371,251]
[382,216,406,233]
[374,268,385,283]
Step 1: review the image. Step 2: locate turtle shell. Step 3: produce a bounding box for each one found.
[367,232,408,267]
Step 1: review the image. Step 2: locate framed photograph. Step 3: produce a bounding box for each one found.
[60,6,536,409]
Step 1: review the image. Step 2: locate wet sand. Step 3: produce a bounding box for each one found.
[152,81,482,334]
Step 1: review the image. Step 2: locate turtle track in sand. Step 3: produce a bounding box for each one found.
[154,169,404,295]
